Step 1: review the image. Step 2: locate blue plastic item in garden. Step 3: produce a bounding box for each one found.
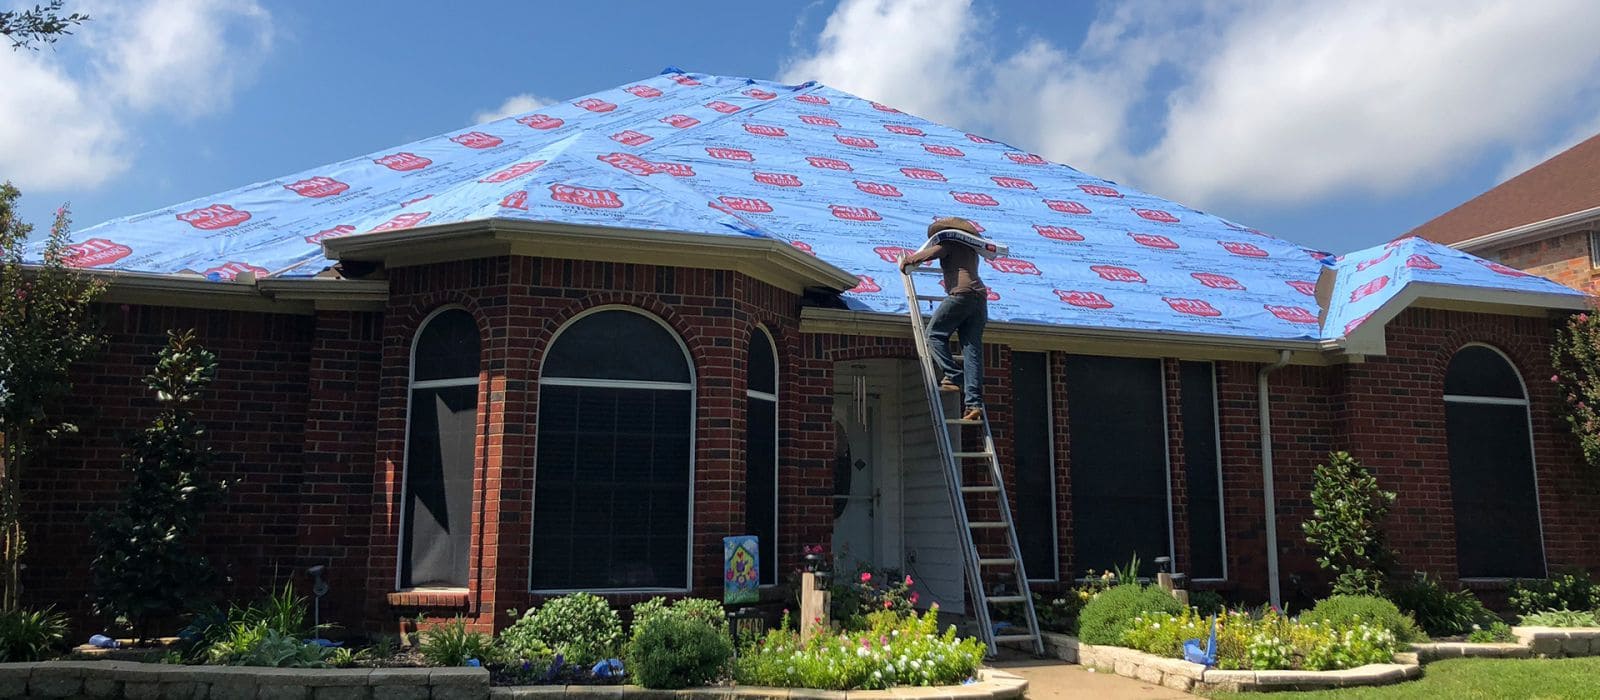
[544,653,565,681]
[592,658,624,678]
[88,634,120,649]
[1182,615,1218,667]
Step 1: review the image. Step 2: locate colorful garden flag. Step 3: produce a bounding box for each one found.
[724,535,759,604]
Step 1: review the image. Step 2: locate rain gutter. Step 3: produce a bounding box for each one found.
[1259,349,1292,608]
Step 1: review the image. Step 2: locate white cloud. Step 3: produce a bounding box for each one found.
[1497,111,1600,183]
[472,94,554,124]
[780,0,1600,210]
[0,0,273,192]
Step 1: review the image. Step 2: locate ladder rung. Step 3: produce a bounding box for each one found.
[994,634,1038,643]
[968,521,1008,529]
[952,451,993,459]
[945,418,981,425]
[979,558,1017,566]
[987,595,1027,604]
[961,485,999,494]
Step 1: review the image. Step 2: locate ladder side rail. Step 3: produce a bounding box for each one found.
[978,419,1045,654]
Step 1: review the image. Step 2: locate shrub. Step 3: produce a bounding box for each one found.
[1305,595,1424,643]
[1467,622,1515,643]
[1190,591,1226,617]
[0,607,67,662]
[732,606,984,690]
[831,567,917,629]
[1077,584,1184,646]
[1389,574,1496,637]
[420,617,501,667]
[497,609,556,664]
[629,597,728,643]
[206,624,328,668]
[627,615,733,689]
[520,593,622,665]
[179,583,315,662]
[1552,309,1600,470]
[1520,609,1600,628]
[1302,452,1396,596]
[1508,572,1600,616]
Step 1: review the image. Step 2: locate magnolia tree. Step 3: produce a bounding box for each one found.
[1302,451,1397,597]
[0,183,104,609]
[1552,310,1600,470]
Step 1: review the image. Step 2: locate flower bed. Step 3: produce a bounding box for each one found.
[732,608,986,690]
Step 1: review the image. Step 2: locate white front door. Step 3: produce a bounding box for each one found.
[831,395,879,574]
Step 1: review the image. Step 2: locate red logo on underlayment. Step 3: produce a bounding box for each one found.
[1385,236,1414,250]
[1056,290,1113,309]
[599,152,657,176]
[854,180,902,197]
[1344,312,1375,335]
[800,115,840,127]
[375,152,431,171]
[707,147,755,161]
[849,275,881,293]
[874,246,916,263]
[653,161,695,177]
[808,156,852,171]
[1192,272,1245,290]
[518,114,564,130]
[796,93,829,104]
[626,84,663,98]
[1045,199,1091,215]
[991,176,1036,190]
[831,205,881,221]
[717,196,773,213]
[1355,250,1392,272]
[885,124,924,136]
[550,184,623,209]
[1165,297,1222,317]
[901,167,946,181]
[177,204,251,230]
[1129,232,1179,249]
[707,100,741,114]
[1287,280,1318,296]
[1221,241,1269,258]
[1078,184,1122,198]
[1349,275,1390,302]
[968,133,999,144]
[369,212,430,233]
[480,160,546,183]
[870,101,900,113]
[204,261,268,281]
[988,257,1041,275]
[1406,254,1441,270]
[1006,152,1048,165]
[1477,259,1531,277]
[951,191,999,206]
[304,224,356,244]
[836,134,878,148]
[923,144,965,157]
[451,131,503,149]
[1134,208,1179,223]
[754,171,803,187]
[791,240,815,255]
[662,114,700,128]
[1266,305,1318,324]
[745,123,788,137]
[744,88,778,100]
[610,130,653,146]
[284,176,349,198]
[575,98,616,112]
[398,194,432,208]
[499,191,528,210]
[668,73,700,86]
[63,238,131,267]
[1034,224,1083,242]
[1091,264,1145,283]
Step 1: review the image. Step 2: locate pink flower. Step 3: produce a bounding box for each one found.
[884,600,893,608]
[861,572,872,582]
[905,575,914,586]
[910,592,920,605]
[1579,313,1591,323]
[1553,374,1562,383]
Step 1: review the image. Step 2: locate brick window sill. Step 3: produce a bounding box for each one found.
[387,588,470,608]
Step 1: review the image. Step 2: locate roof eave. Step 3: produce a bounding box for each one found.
[74,269,389,315]
[1448,204,1600,253]
[1340,281,1589,355]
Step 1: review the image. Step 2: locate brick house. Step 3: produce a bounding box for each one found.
[23,70,1598,635]
[1410,132,1600,293]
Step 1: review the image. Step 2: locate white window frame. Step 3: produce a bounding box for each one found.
[1443,342,1549,580]
[1189,362,1229,583]
[395,305,479,592]
[1589,231,1600,269]
[748,325,780,587]
[529,305,697,594]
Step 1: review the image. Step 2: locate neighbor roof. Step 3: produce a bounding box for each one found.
[1408,132,1600,247]
[40,68,1583,343]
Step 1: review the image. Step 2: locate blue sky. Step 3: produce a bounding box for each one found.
[5,0,1600,253]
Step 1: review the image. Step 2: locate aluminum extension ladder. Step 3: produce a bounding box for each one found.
[899,266,1043,657]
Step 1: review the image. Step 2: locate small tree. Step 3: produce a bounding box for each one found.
[1552,309,1600,470]
[90,330,228,639]
[0,183,104,609]
[1,1,88,50]
[1302,451,1396,597]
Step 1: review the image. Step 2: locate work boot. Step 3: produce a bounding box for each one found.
[961,407,983,422]
[939,378,960,392]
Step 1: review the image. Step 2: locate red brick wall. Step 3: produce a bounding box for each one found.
[1494,231,1600,294]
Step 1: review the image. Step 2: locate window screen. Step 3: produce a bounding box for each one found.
[1065,355,1169,578]
[543,310,691,383]
[1011,352,1057,581]
[400,309,480,589]
[1443,345,1526,399]
[1444,346,1544,578]
[1180,362,1225,580]
[746,329,778,585]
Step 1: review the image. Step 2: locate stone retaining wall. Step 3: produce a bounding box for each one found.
[0,661,486,699]
[489,669,1028,700]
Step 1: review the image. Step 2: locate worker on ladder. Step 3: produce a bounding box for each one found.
[899,216,989,422]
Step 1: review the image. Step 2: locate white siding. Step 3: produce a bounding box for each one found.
[896,361,966,614]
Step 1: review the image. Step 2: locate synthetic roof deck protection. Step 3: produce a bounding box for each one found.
[40,68,1584,342]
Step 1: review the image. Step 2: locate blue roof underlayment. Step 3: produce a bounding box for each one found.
[41,68,1583,342]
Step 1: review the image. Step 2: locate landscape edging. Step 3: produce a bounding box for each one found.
[0,660,484,699]
[488,669,1028,699]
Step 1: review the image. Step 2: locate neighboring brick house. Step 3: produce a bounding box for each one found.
[21,70,1598,636]
[1410,132,1600,293]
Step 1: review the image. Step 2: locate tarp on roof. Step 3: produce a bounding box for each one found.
[37,68,1584,342]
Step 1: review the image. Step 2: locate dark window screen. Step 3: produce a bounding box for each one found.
[533,385,692,589]
[401,384,477,588]
[543,310,691,383]
[746,331,778,585]
[1445,348,1543,578]
[412,310,480,382]
[749,333,777,395]
[1066,355,1169,578]
[1180,362,1224,580]
[1443,346,1525,399]
[1011,352,1057,581]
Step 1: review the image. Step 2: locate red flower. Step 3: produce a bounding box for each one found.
[860,572,872,582]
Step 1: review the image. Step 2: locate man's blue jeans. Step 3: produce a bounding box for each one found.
[927,292,987,409]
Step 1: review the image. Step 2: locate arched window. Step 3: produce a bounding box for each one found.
[1444,344,1546,578]
[746,327,779,586]
[399,308,481,589]
[533,308,694,591]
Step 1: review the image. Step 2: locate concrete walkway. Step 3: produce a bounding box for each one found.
[992,652,1194,699]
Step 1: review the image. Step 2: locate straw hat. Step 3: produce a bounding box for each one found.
[927,216,980,238]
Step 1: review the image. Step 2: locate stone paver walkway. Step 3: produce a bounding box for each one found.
[992,652,1194,699]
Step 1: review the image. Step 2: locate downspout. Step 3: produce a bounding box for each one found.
[1258,349,1292,608]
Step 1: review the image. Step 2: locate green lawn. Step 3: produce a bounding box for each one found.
[1213,657,1600,699]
